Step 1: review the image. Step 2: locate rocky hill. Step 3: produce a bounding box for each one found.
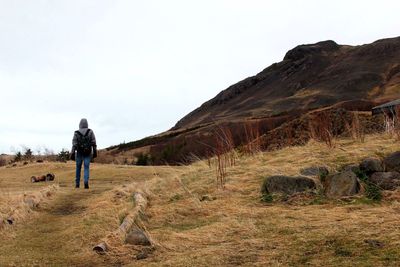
[173,37,400,129]
[103,37,400,165]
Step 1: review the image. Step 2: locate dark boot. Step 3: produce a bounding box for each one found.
[84,183,89,189]
[75,184,80,188]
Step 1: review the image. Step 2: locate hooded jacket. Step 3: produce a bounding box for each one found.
[71,118,97,155]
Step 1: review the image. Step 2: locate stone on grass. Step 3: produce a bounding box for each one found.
[199,195,216,202]
[125,228,151,246]
[136,248,154,260]
[261,175,316,195]
[359,158,383,175]
[324,171,360,197]
[300,166,329,177]
[340,164,360,174]
[369,172,400,190]
[384,151,400,172]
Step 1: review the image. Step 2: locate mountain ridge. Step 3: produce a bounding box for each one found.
[173,36,400,130]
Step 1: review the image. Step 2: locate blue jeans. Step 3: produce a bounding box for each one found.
[76,153,91,186]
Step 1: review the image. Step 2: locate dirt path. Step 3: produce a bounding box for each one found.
[0,186,114,266]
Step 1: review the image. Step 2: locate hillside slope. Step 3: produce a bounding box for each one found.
[174,37,400,130]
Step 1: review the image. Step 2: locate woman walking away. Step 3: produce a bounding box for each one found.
[70,118,97,189]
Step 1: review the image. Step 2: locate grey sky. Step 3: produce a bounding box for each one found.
[0,0,399,154]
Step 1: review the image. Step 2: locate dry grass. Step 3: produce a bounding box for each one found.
[1,133,400,266]
[132,133,400,266]
[0,162,176,266]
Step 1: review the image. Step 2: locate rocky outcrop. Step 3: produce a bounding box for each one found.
[300,166,329,177]
[384,151,400,172]
[370,172,400,190]
[261,175,317,195]
[324,171,360,198]
[359,158,383,175]
[340,164,360,174]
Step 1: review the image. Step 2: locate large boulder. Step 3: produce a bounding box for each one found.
[125,228,151,246]
[359,158,383,175]
[261,175,317,195]
[384,151,400,172]
[370,172,400,190]
[324,171,360,197]
[300,166,329,177]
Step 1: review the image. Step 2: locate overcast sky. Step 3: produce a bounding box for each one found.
[0,0,399,154]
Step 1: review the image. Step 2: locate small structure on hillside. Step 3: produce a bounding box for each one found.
[372,99,400,116]
[372,99,400,133]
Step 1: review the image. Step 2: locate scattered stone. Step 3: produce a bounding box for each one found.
[364,239,385,248]
[46,173,55,181]
[136,252,148,260]
[7,217,14,225]
[359,158,383,175]
[300,166,329,177]
[199,195,216,202]
[125,228,151,246]
[136,247,154,260]
[384,151,400,172]
[261,176,317,195]
[324,171,360,197]
[31,173,55,183]
[370,172,400,190]
[340,164,360,174]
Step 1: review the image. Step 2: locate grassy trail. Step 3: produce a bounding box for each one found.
[0,186,115,266]
[0,163,174,266]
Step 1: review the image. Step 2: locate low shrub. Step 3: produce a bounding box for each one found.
[136,153,151,166]
[355,170,382,201]
[57,149,70,162]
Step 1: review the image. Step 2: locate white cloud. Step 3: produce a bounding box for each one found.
[0,0,399,153]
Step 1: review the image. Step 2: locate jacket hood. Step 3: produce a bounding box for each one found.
[79,118,89,135]
[79,118,88,129]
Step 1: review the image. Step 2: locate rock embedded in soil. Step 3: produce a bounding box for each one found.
[324,170,360,197]
[125,228,151,246]
[340,164,360,174]
[369,172,400,190]
[383,151,400,172]
[300,166,329,177]
[359,158,383,175]
[261,175,317,195]
[6,217,14,225]
[199,195,216,202]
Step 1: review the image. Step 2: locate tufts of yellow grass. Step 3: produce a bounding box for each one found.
[131,133,400,266]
